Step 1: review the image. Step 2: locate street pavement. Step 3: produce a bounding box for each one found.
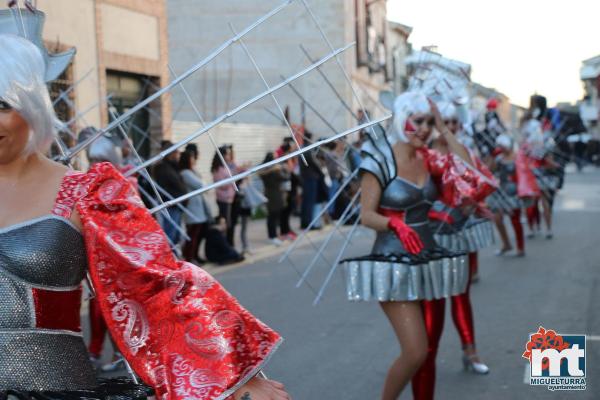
[98,166,600,399]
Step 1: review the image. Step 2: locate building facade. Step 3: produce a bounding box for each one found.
[580,54,600,137]
[36,0,170,158]
[167,1,397,149]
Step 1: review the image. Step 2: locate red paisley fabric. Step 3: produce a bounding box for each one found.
[68,163,281,400]
[419,149,497,207]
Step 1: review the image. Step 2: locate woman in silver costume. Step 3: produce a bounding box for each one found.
[487,134,534,256]
[429,102,493,376]
[0,23,289,400]
[340,91,493,400]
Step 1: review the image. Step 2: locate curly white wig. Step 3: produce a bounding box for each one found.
[0,34,57,155]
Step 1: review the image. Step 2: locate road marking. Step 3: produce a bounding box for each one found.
[587,335,600,341]
[523,364,530,384]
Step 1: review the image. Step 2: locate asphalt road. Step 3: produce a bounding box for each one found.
[211,166,600,400]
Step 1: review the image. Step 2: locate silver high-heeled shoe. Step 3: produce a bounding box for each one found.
[463,354,490,375]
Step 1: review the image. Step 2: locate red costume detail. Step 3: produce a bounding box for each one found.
[451,254,476,347]
[419,149,497,208]
[411,298,446,400]
[32,288,82,332]
[60,163,281,400]
[427,210,454,225]
[515,149,541,198]
[88,297,108,358]
[378,208,423,254]
[486,98,498,110]
[510,209,525,252]
[526,201,541,231]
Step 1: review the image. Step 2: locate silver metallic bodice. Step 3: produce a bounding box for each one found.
[373,177,439,255]
[496,157,517,196]
[0,215,96,390]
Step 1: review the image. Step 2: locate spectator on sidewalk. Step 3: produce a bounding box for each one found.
[300,131,324,229]
[228,145,251,250]
[275,137,298,239]
[153,140,187,244]
[260,152,291,246]
[212,145,236,242]
[314,149,332,228]
[205,217,245,265]
[179,150,212,264]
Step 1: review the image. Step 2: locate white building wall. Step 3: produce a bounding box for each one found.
[167,0,392,137]
[172,121,288,210]
[38,0,101,127]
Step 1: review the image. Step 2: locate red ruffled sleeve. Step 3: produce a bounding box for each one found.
[515,149,541,198]
[74,163,282,400]
[419,149,497,207]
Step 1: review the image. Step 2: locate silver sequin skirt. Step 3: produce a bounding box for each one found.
[341,250,469,302]
[434,218,495,253]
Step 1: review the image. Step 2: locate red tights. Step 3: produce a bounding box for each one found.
[510,209,525,252]
[88,297,107,358]
[526,201,540,231]
[411,253,479,399]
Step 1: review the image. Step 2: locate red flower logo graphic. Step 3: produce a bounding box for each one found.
[523,326,570,370]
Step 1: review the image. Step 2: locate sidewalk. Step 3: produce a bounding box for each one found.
[200,216,341,275]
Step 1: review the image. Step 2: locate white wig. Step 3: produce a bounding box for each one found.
[0,34,57,155]
[496,134,513,150]
[437,101,457,120]
[379,90,431,144]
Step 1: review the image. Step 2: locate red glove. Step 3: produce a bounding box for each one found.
[428,210,455,224]
[387,216,424,255]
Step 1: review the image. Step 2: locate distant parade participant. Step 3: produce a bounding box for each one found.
[487,134,540,256]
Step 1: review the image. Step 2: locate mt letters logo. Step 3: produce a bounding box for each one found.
[523,326,586,391]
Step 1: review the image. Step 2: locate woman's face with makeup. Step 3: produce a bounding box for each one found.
[0,100,30,164]
[405,112,434,148]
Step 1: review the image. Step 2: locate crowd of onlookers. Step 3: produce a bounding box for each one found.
[144,131,364,266]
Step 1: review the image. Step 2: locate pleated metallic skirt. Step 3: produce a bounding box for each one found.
[341,251,469,302]
[434,218,495,253]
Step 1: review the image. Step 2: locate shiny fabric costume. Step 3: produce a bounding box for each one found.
[0,163,281,400]
[341,134,470,302]
[487,154,539,253]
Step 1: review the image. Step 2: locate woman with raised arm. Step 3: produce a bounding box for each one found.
[429,102,495,376]
[340,91,494,400]
[0,29,289,400]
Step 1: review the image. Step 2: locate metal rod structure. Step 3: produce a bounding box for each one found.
[62,94,113,128]
[280,75,338,135]
[64,0,295,161]
[52,68,94,106]
[168,64,239,191]
[313,209,362,305]
[279,168,359,262]
[296,189,361,288]
[150,116,389,214]
[126,42,356,177]
[298,0,377,138]
[228,22,308,166]
[299,44,358,120]
[262,106,352,175]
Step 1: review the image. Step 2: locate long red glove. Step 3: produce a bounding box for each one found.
[427,210,455,225]
[387,215,424,254]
